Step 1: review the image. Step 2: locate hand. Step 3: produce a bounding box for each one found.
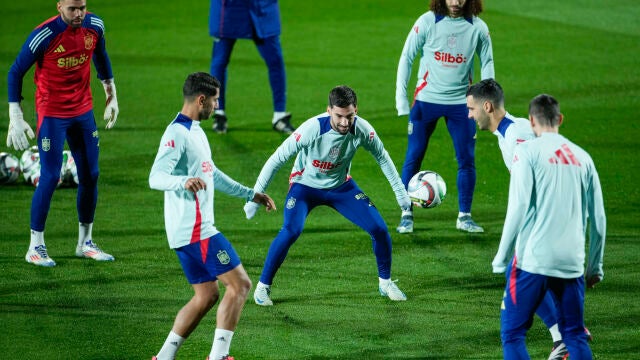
[102,79,119,129]
[7,102,35,151]
[252,192,276,212]
[586,275,602,289]
[244,193,277,220]
[184,177,206,193]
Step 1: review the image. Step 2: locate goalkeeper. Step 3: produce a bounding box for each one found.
[7,0,119,267]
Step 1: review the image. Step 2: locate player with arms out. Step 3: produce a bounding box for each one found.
[245,85,411,306]
[492,94,605,359]
[7,0,119,267]
[395,0,493,234]
[149,72,275,360]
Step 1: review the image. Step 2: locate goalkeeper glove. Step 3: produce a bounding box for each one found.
[7,102,35,151]
[101,79,119,129]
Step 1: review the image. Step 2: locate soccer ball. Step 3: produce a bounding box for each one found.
[60,150,79,187]
[407,170,447,208]
[20,146,41,186]
[0,152,21,184]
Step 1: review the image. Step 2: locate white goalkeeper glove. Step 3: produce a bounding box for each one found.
[7,102,35,151]
[101,79,119,129]
[243,201,260,220]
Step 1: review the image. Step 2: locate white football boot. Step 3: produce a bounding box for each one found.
[25,245,56,267]
[254,281,273,306]
[456,215,484,233]
[396,210,414,234]
[379,279,407,301]
[76,240,115,261]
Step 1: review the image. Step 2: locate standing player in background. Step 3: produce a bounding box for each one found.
[395,0,493,234]
[149,72,275,360]
[467,79,569,360]
[492,94,606,360]
[7,0,119,267]
[245,85,411,306]
[208,0,294,134]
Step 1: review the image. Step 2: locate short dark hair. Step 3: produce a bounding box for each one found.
[328,85,357,108]
[467,78,504,108]
[183,72,220,100]
[430,0,483,17]
[529,94,561,127]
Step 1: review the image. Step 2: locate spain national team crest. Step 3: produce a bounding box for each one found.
[329,146,340,160]
[84,35,94,50]
[447,34,457,50]
[217,250,231,265]
[286,197,296,209]
[41,137,51,152]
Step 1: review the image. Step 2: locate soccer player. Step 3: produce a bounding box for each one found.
[467,79,568,359]
[149,72,275,360]
[7,0,119,267]
[245,85,411,306]
[208,0,294,134]
[395,0,494,234]
[492,94,606,359]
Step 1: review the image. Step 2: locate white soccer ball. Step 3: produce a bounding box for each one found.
[20,146,41,187]
[60,150,79,187]
[407,170,447,209]
[0,152,21,184]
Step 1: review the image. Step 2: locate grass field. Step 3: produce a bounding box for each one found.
[1,0,639,359]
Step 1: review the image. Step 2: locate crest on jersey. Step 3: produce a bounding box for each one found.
[84,35,94,50]
[329,146,340,160]
[41,137,51,152]
[447,34,457,49]
[217,250,230,265]
[286,197,296,209]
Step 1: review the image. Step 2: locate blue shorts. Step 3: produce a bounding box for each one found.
[175,233,241,284]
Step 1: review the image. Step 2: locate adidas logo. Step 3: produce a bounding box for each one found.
[549,144,581,166]
[164,140,175,148]
[54,44,66,53]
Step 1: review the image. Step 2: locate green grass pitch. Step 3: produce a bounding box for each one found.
[0,0,638,358]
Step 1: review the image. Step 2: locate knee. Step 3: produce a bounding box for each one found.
[78,169,99,187]
[196,291,219,311]
[229,274,252,301]
[280,224,303,240]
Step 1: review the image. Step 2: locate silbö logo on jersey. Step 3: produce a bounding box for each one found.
[57,53,89,69]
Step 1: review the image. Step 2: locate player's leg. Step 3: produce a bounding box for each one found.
[255,183,317,305]
[330,180,406,301]
[155,241,221,360]
[25,115,67,266]
[535,291,567,359]
[549,277,593,359]
[397,100,440,233]
[204,233,250,360]
[254,35,293,133]
[500,258,547,359]
[255,36,286,113]
[444,104,483,233]
[210,37,237,133]
[67,111,113,261]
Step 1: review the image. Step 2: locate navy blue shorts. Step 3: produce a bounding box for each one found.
[175,232,241,284]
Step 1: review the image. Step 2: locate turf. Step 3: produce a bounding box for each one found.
[0,0,638,359]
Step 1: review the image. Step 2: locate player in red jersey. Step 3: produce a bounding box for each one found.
[7,0,119,267]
